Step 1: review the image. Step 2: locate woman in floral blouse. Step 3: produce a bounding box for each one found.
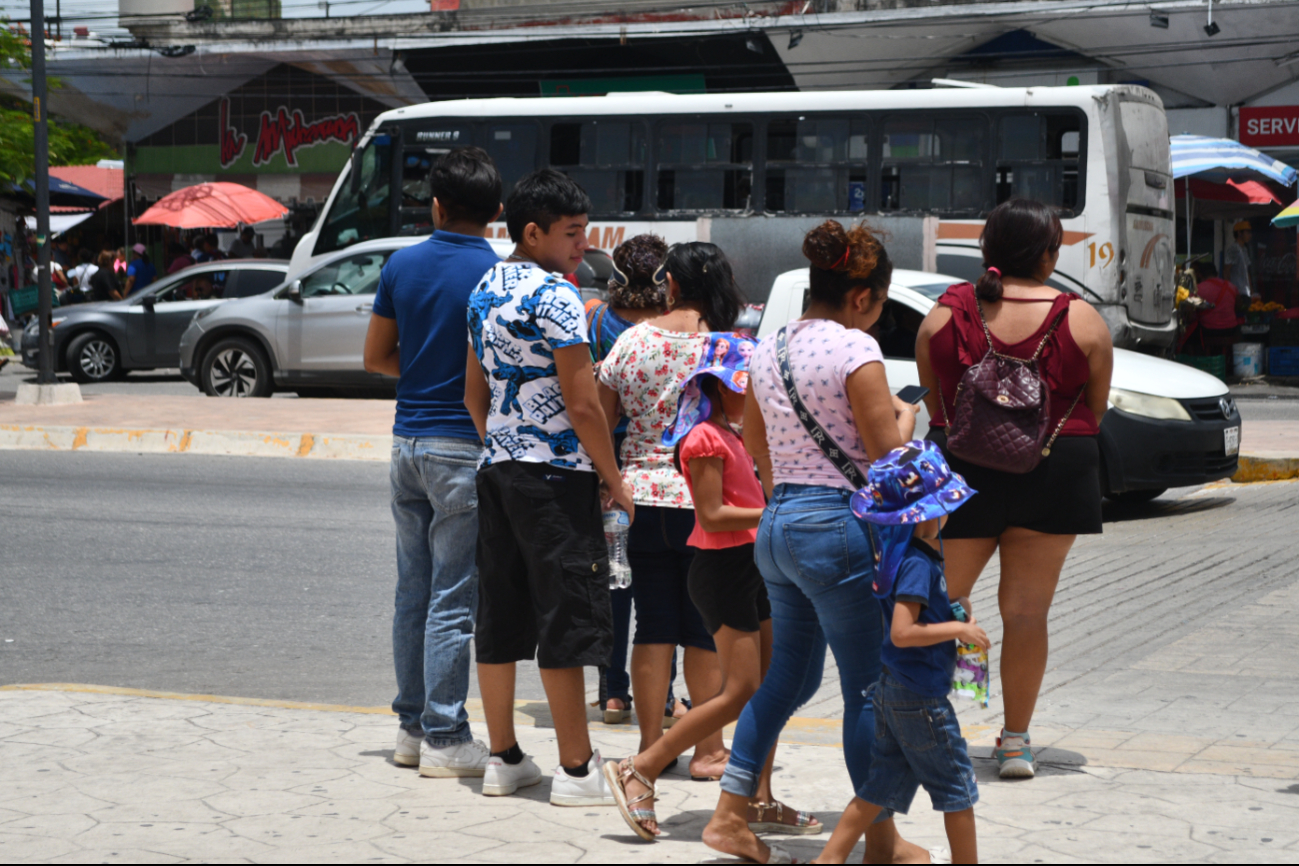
[598,242,744,780]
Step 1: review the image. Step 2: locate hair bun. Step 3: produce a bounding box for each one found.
[803,220,851,271]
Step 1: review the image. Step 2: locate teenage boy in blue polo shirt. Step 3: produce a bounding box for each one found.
[363,147,504,779]
[816,441,990,865]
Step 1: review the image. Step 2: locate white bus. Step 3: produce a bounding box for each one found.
[292,85,1175,349]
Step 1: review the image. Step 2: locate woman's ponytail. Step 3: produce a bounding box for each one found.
[974,266,1004,303]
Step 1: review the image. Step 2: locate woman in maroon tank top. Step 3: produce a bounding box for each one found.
[916,199,1114,780]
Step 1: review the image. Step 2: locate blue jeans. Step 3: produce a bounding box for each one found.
[390,435,481,747]
[720,484,885,798]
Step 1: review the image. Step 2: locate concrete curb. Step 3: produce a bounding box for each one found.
[0,422,392,461]
[1232,452,1299,483]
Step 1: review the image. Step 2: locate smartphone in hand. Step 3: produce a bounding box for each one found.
[895,385,930,406]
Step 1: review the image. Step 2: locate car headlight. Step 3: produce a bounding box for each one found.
[25,319,39,333]
[192,306,219,323]
[51,316,67,327]
[1108,388,1191,421]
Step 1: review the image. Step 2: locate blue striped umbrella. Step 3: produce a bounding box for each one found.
[1171,135,1298,186]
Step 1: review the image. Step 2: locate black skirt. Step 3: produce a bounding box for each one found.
[928,430,1103,538]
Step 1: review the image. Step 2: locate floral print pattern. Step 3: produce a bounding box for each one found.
[598,323,710,507]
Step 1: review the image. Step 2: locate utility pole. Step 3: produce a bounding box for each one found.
[31,0,54,386]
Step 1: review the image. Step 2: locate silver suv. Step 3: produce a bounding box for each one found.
[178,237,512,397]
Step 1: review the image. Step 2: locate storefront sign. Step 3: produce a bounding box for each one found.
[1240,105,1299,147]
[218,97,361,170]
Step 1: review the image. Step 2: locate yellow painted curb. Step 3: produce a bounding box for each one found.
[1232,454,1299,483]
[0,423,391,461]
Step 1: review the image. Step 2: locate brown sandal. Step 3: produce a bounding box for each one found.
[747,800,822,835]
[602,757,659,841]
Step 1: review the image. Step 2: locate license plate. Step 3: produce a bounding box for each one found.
[1224,426,1240,456]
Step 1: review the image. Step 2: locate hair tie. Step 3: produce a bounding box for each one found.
[987,267,1002,277]
[832,247,851,271]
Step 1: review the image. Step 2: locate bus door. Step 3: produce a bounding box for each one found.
[1118,100,1175,328]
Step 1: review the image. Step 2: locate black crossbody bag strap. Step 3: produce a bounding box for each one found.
[775,327,879,566]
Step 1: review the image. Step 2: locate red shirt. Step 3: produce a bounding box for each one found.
[678,421,765,549]
[928,283,1098,438]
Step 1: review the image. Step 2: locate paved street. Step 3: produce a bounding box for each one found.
[3,447,1299,861]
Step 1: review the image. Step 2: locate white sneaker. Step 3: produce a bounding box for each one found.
[394,728,422,767]
[550,750,616,807]
[482,754,543,796]
[418,739,491,778]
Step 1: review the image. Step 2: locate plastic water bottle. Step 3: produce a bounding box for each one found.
[603,509,632,590]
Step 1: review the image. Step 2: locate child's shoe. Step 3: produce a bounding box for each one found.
[995,730,1035,778]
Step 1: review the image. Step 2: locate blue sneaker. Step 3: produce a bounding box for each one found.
[995,731,1035,778]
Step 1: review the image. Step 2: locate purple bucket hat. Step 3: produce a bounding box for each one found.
[850,440,977,526]
[661,332,757,448]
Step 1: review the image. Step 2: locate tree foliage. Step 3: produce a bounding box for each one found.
[0,21,118,187]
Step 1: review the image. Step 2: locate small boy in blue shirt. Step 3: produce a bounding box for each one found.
[816,440,990,865]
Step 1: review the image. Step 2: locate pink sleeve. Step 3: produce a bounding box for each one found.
[679,423,729,465]
[837,330,885,382]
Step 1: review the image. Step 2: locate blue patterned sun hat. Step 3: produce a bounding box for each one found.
[661,332,757,448]
[850,440,977,526]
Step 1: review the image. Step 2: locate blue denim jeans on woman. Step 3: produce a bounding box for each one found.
[719,483,885,798]
[390,435,481,747]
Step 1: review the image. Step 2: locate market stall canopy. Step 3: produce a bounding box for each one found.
[1170,135,1298,187]
[10,175,109,209]
[1273,200,1299,229]
[133,182,288,229]
[1176,178,1287,222]
[22,212,96,237]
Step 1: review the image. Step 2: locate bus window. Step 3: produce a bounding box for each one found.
[766,117,870,213]
[398,124,475,236]
[995,113,1082,212]
[487,123,539,200]
[314,134,393,256]
[880,117,988,214]
[550,121,646,215]
[655,121,754,212]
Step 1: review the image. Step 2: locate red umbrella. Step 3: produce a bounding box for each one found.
[134,182,288,229]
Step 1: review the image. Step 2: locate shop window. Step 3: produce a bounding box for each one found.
[995,113,1083,212]
[550,121,646,214]
[880,117,989,214]
[486,123,539,201]
[655,121,753,212]
[766,117,870,213]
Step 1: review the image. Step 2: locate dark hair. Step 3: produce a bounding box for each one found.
[672,375,727,476]
[610,233,668,309]
[802,220,893,307]
[664,242,743,331]
[504,168,592,243]
[78,248,93,264]
[168,242,187,257]
[1192,260,1218,281]
[429,146,502,226]
[975,199,1063,302]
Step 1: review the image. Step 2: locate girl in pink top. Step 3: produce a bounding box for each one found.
[605,333,820,842]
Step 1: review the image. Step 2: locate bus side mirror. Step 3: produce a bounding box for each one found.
[286,280,303,303]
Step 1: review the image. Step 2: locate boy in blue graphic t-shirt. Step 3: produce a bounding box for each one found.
[464,169,633,808]
[816,440,990,865]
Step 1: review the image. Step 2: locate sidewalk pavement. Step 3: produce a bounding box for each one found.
[2,393,1299,481]
[1,683,1295,865]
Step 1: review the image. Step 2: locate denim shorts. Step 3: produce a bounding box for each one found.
[857,673,979,814]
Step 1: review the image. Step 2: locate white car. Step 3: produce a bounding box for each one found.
[758,269,1242,502]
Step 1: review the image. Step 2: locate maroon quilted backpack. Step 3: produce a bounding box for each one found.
[940,295,1085,475]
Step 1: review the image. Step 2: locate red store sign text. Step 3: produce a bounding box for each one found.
[219,97,361,169]
[1239,105,1299,147]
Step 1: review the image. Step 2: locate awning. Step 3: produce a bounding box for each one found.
[23,211,96,236]
[1171,135,1298,187]
[10,176,109,209]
